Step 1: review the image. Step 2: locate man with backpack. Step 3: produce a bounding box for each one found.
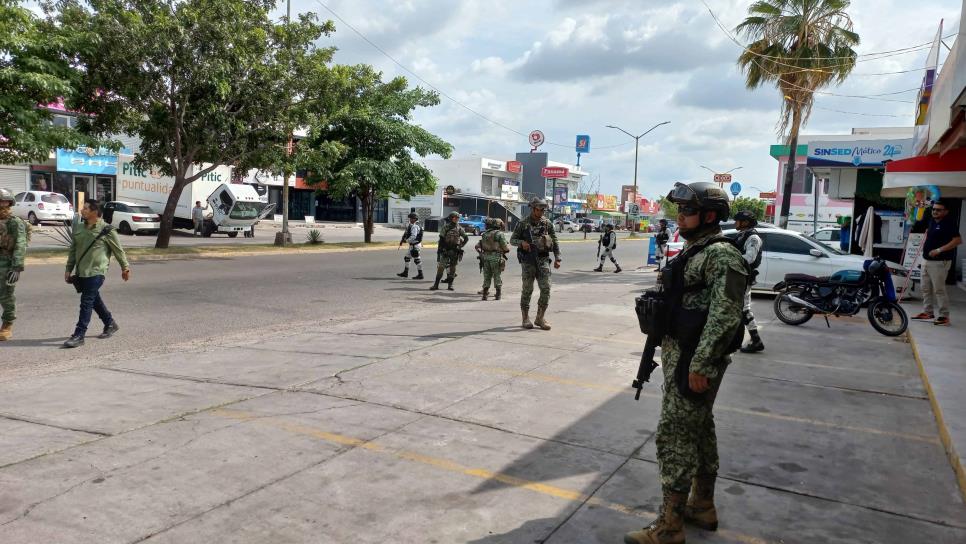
[624,182,746,544]
[734,210,764,353]
[0,189,27,341]
[594,223,622,273]
[475,218,510,300]
[430,211,468,291]
[62,200,131,348]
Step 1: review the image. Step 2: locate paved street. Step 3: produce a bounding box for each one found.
[1,244,964,543]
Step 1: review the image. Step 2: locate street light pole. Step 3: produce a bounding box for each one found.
[275,0,294,246]
[606,121,670,231]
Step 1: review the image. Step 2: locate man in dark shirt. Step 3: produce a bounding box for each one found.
[912,200,962,326]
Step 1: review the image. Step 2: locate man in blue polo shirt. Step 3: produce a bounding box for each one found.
[912,200,962,326]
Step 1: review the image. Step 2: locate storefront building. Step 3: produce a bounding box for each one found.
[388,157,526,227]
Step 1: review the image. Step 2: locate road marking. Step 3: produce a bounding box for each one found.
[212,408,770,544]
[437,361,940,445]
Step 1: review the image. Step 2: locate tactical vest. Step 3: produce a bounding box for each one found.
[442,225,462,247]
[602,231,616,249]
[481,230,502,252]
[735,229,763,271]
[0,217,18,255]
[530,221,553,254]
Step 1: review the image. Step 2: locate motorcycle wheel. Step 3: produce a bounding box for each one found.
[867,300,908,336]
[774,288,814,326]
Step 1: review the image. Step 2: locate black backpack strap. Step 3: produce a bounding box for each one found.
[71,225,115,275]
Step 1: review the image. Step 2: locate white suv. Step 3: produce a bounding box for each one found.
[13,191,74,225]
[103,201,162,235]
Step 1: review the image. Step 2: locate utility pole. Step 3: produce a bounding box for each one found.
[275,0,294,246]
[606,121,670,232]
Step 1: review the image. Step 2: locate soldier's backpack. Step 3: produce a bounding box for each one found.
[481,230,501,251]
[443,225,462,247]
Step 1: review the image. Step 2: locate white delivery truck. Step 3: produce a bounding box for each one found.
[117,157,275,238]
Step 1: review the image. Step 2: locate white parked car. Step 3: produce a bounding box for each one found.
[555,219,578,233]
[811,227,845,250]
[12,191,74,225]
[663,226,907,294]
[102,201,162,235]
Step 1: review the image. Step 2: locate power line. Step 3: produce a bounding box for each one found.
[314,0,632,151]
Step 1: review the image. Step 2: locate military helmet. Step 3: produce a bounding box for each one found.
[529,197,549,210]
[604,223,614,231]
[667,181,731,221]
[447,211,460,219]
[495,218,505,229]
[484,217,498,228]
[733,210,757,226]
[0,188,15,203]
[407,212,419,220]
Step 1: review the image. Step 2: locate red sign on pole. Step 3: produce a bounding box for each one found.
[541,166,569,179]
[759,191,777,199]
[506,161,522,173]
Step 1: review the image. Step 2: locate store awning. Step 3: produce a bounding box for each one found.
[882,147,966,198]
[589,210,624,218]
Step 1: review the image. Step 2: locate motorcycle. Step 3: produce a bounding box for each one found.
[772,257,908,337]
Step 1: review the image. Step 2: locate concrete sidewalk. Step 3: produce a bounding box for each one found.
[905,285,966,504]
[0,269,964,543]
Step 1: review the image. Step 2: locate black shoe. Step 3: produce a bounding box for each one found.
[62,336,85,349]
[413,272,424,280]
[614,267,622,273]
[429,284,440,291]
[740,340,764,353]
[593,266,603,272]
[447,284,455,291]
[396,271,408,278]
[99,322,119,339]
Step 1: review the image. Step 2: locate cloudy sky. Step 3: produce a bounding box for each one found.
[288,0,963,200]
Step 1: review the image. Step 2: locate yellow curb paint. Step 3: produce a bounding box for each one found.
[212,409,771,544]
[908,334,966,503]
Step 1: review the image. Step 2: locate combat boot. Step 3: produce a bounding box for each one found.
[624,491,687,544]
[430,271,443,290]
[534,305,552,330]
[0,322,12,341]
[521,308,534,329]
[396,270,408,278]
[413,271,424,280]
[740,330,765,353]
[615,265,622,273]
[593,265,603,272]
[482,289,489,301]
[447,276,455,291]
[495,287,501,300]
[684,475,718,531]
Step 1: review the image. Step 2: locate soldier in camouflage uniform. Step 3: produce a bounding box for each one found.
[475,218,510,301]
[625,182,746,544]
[0,188,28,341]
[510,198,561,330]
[430,211,469,291]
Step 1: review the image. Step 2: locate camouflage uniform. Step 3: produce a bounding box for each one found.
[510,214,560,326]
[476,222,509,297]
[655,229,746,494]
[434,220,468,288]
[0,208,27,328]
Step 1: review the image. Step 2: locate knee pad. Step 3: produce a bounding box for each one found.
[414,257,421,265]
[743,310,754,325]
[404,256,411,263]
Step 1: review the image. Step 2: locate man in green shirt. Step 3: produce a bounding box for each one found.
[63,200,131,348]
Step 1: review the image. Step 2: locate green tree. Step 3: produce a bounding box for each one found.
[53,0,336,248]
[731,196,767,221]
[658,196,678,219]
[0,0,101,163]
[306,66,452,243]
[736,0,859,229]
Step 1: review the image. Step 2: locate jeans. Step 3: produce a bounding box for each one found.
[72,275,113,338]
[193,219,203,236]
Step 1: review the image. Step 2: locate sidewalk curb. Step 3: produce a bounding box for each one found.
[908,332,966,503]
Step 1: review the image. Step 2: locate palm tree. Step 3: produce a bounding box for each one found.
[736,0,860,229]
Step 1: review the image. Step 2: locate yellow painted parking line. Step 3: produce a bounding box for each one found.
[212,409,770,544]
[440,361,940,445]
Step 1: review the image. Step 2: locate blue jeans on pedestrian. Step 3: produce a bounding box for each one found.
[72,275,113,338]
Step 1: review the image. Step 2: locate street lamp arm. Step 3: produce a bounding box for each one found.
[699,165,717,175]
[637,121,671,139]
[605,125,636,139]
[725,166,744,174]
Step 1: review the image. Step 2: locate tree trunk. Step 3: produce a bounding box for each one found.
[155,177,188,249]
[778,107,803,230]
[363,186,374,244]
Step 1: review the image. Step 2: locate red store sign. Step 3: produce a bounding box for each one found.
[541,166,569,179]
[506,160,522,173]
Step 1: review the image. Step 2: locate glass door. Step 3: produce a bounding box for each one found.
[96,176,115,202]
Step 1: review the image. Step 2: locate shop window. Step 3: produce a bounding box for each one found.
[788,166,814,194]
[30,173,52,192]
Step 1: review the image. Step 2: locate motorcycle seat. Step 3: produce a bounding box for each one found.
[784,273,820,282]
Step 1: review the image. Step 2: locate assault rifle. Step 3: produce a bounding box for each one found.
[477,249,483,273]
[597,236,601,260]
[632,290,666,401]
[523,226,542,279]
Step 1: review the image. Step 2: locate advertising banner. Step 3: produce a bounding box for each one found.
[57,147,121,175]
[807,139,914,168]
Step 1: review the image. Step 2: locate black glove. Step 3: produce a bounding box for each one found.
[5,269,20,285]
